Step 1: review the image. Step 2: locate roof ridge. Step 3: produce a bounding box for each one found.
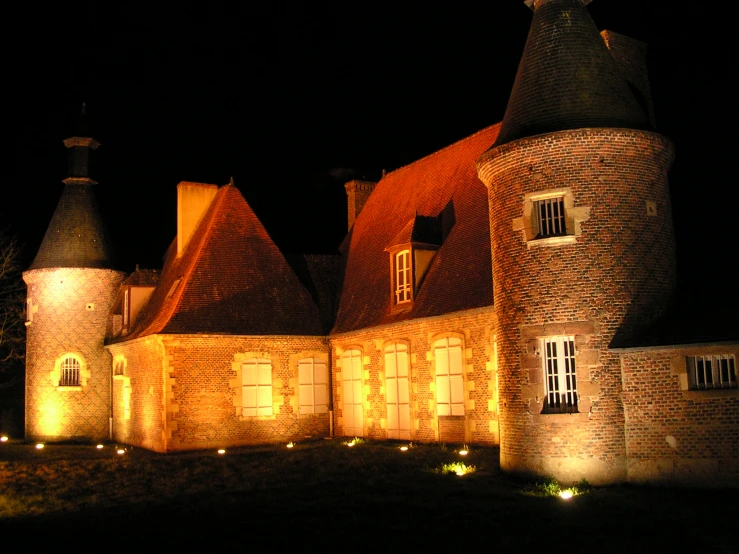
[382,123,501,179]
[131,184,227,338]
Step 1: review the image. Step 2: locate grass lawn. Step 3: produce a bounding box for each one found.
[0,438,737,552]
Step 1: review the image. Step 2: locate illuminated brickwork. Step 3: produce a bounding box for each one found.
[23,268,124,442]
[108,334,330,452]
[620,345,739,487]
[330,307,498,445]
[477,128,676,484]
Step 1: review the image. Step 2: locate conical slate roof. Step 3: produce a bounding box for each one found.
[492,0,649,148]
[28,180,117,270]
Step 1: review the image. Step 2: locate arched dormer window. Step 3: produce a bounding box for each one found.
[395,250,411,305]
[385,214,442,311]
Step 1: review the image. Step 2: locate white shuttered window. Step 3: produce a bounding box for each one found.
[385,343,411,439]
[299,358,329,414]
[242,358,273,416]
[435,337,465,416]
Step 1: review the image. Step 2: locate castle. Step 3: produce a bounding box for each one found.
[23,0,739,486]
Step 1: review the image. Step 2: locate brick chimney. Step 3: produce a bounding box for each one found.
[344,179,377,231]
[177,182,218,256]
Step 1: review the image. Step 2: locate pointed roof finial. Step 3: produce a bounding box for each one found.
[229,176,235,186]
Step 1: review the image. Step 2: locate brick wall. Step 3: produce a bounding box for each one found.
[477,127,676,484]
[108,337,166,451]
[24,268,124,442]
[621,345,739,487]
[109,334,331,452]
[330,306,498,446]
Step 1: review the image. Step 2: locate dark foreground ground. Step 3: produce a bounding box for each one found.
[1,438,736,553]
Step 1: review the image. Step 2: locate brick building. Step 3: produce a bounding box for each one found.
[24,0,738,486]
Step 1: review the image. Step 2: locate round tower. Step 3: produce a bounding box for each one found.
[23,106,125,442]
[476,0,676,484]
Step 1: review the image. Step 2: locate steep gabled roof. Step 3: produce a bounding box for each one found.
[114,184,323,340]
[333,124,499,334]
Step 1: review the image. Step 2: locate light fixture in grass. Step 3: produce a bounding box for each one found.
[522,476,591,499]
[437,462,476,476]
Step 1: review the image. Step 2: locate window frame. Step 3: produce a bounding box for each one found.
[384,342,411,439]
[541,336,578,414]
[534,196,567,238]
[298,357,329,415]
[394,249,412,305]
[434,336,465,417]
[59,356,81,387]
[241,358,273,417]
[687,354,737,390]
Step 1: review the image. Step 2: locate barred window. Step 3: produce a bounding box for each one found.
[687,355,737,390]
[542,336,578,413]
[535,197,566,238]
[60,357,81,387]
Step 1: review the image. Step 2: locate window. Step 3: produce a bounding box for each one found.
[341,349,364,437]
[123,289,129,327]
[542,336,578,413]
[687,355,736,390]
[114,359,125,376]
[241,358,273,416]
[298,358,328,414]
[60,356,81,387]
[434,337,464,416]
[385,343,411,439]
[395,249,411,304]
[535,196,566,238]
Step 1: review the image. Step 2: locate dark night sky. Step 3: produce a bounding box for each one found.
[5,1,737,305]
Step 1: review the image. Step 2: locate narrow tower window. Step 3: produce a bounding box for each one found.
[542,336,578,413]
[535,197,566,238]
[60,357,81,387]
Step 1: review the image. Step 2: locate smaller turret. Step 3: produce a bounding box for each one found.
[23,106,125,443]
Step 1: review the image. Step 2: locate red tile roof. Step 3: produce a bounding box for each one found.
[333,124,499,334]
[113,183,323,340]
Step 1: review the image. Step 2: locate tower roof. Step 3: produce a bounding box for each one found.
[28,115,116,271]
[28,181,117,270]
[492,0,649,148]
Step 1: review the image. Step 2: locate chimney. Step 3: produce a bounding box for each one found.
[177,182,218,256]
[344,179,377,232]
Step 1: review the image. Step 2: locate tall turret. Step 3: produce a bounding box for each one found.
[23,105,125,442]
[477,0,676,484]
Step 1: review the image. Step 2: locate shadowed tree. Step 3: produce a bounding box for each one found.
[0,228,25,388]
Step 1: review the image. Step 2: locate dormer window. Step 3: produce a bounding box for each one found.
[395,250,411,304]
[386,214,443,311]
[122,289,130,327]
